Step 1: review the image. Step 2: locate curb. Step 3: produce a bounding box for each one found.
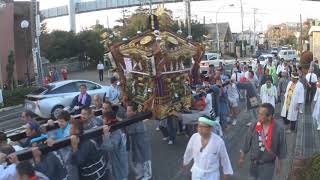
[0,104,23,113]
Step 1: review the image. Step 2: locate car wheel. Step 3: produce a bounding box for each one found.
[51,105,64,119]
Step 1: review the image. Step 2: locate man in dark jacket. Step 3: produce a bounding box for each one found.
[70,84,92,115]
[31,147,68,180]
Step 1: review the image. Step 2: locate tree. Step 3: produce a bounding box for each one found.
[43,31,79,62]
[78,30,105,65]
[6,51,15,90]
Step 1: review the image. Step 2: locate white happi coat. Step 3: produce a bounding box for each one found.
[281,81,305,121]
[183,133,233,180]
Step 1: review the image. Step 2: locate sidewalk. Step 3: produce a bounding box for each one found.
[289,104,320,179]
[68,69,112,84]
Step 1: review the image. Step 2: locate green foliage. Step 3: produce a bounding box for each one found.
[298,154,320,180]
[78,30,105,64]
[3,86,36,107]
[280,35,297,47]
[42,31,79,62]
[6,51,15,90]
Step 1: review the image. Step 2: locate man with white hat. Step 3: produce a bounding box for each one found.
[281,72,305,133]
[183,117,233,180]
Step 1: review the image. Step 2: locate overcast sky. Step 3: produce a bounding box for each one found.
[15,0,320,33]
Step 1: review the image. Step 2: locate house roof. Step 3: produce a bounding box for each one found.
[205,23,232,41]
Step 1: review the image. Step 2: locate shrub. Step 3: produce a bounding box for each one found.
[2,86,37,107]
[296,154,320,180]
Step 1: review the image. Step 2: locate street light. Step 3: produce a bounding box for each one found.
[216,4,234,57]
[21,20,31,86]
[240,0,244,58]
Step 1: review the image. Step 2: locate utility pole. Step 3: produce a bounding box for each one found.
[240,0,244,57]
[300,14,303,53]
[184,0,192,37]
[253,8,257,52]
[30,0,43,86]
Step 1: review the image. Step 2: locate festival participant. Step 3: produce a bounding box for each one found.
[255,60,263,80]
[31,146,68,180]
[47,111,71,140]
[260,77,277,108]
[70,84,92,115]
[68,118,111,180]
[16,161,50,180]
[183,116,233,180]
[101,111,129,180]
[93,95,103,110]
[277,70,290,108]
[80,107,103,130]
[126,102,152,180]
[260,68,272,87]
[216,80,230,129]
[0,145,19,180]
[20,121,47,148]
[225,79,240,126]
[97,61,105,82]
[61,66,68,80]
[312,76,320,130]
[305,68,318,104]
[231,66,243,82]
[20,110,34,124]
[237,77,259,127]
[239,103,287,180]
[46,111,74,180]
[105,76,120,105]
[281,72,305,133]
[0,132,23,151]
[52,67,60,82]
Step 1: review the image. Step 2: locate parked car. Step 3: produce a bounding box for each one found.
[258,54,274,66]
[200,53,222,75]
[25,80,109,119]
[271,47,279,55]
[278,50,297,61]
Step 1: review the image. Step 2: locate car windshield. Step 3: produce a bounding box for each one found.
[30,85,54,95]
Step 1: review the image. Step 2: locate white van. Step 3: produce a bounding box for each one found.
[278,50,297,61]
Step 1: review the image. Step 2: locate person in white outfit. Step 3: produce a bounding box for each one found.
[260,76,278,108]
[183,117,233,180]
[281,72,305,133]
[312,77,320,130]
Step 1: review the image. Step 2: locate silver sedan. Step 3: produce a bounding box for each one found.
[25,80,108,119]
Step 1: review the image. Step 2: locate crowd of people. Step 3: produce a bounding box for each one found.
[44,66,68,86]
[1,56,320,180]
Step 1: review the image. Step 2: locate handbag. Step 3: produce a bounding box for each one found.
[249,97,259,107]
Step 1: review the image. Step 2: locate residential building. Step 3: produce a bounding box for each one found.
[0,0,35,87]
[204,22,234,55]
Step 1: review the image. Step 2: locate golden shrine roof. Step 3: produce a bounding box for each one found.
[119,30,199,59]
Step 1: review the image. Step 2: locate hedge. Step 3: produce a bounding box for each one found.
[297,154,320,180]
[2,87,37,107]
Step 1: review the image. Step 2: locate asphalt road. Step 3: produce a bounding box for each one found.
[0,70,295,180]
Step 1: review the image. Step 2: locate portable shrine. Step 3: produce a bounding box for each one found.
[108,25,204,120]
